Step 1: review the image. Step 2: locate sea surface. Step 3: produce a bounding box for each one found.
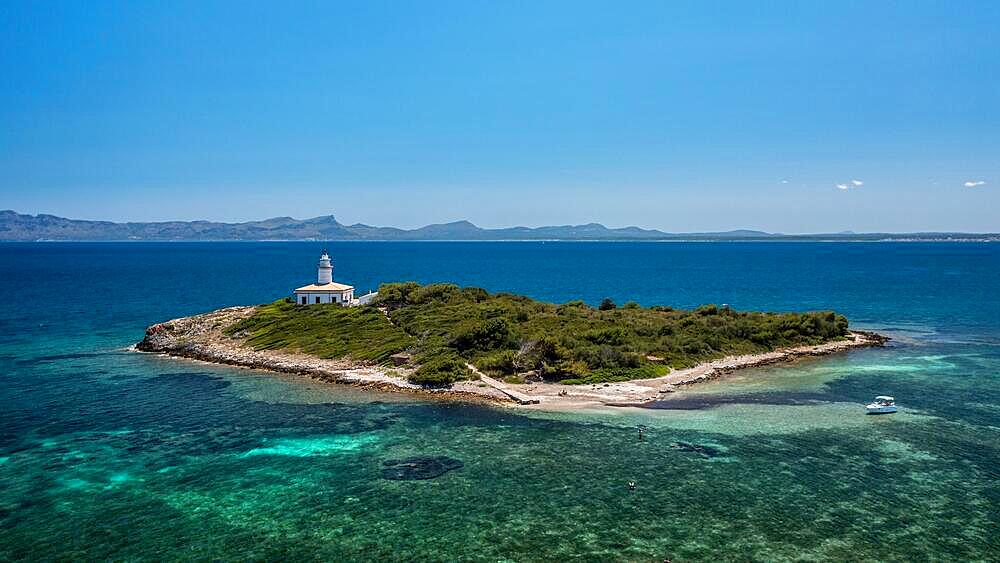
[1,241,998,561]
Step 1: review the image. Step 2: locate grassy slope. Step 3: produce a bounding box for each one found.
[225,300,413,362]
[227,283,850,386]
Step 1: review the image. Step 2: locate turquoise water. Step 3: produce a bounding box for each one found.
[1,242,999,560]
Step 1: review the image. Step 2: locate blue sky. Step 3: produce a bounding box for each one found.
[1,1,997,232]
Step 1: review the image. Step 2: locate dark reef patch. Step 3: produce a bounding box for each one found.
[15,351,127,366]
[380,456,464,480]
[644,391,833,410]
[670,441,722,458]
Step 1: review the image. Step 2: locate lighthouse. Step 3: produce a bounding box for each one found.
[293,250,372,306]
[317,250,333,284]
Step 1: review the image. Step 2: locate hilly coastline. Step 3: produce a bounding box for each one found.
[3,210,996,242]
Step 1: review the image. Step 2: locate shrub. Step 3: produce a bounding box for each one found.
[450,318,511,352]
[476,349,518,375]
[696,304,719,316]
[560,363,667,384]
[557,300,589,315]
[598,298,617,311]
[461,286,490,302]
[514,337,570,372]
[578,345,641,369]
[410,283,461,304]
[582,327,626,345]
[408,355,470,385]
[375,281,421,308]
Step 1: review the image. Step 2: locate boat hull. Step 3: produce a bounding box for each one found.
[866,405,898,414]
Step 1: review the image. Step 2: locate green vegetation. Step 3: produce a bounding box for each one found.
[224,299,413,362]
[228,283,850,387]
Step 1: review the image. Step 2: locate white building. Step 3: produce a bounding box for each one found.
[293,251,378,306]
[293,251,355,305]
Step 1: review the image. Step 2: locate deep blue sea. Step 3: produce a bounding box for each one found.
[1,242,999,560]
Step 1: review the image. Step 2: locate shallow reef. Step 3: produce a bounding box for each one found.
[380,456,464,480]
[670,441,723,458]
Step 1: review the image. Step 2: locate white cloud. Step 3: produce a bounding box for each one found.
[835,179,863,191]
[780,179,789,184]
[964,180,986,188]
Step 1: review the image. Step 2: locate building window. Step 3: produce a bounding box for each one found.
[300,296,306,305]
[315,296,321,304]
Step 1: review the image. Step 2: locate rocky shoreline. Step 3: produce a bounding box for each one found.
[135,306,511,405]
[669,330,889,386]
[136,306,888,409]
[495,330,888,409]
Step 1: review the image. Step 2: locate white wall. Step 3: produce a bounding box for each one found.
[293,292,349,306]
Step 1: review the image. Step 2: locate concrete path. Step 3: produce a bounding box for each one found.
[465,363,540,404]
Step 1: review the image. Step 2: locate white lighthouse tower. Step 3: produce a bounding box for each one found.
[317,250,333,284]
[293,250,365,306]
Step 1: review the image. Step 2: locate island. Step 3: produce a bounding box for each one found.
[136,282,887,408]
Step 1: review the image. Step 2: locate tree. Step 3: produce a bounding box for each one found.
[598,298,617,311]
[450,318,510,352]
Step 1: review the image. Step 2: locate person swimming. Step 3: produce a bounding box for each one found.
[628,481,636,491]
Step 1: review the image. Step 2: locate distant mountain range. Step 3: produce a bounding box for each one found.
[0,210,996,242]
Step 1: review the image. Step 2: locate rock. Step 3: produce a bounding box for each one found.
[380,456,463,480]
[390,352,411,366]
[658,384,676,393]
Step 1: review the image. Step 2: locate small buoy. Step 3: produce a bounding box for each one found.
[628,481,636,491]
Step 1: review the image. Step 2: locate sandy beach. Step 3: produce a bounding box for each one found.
[502,331,886,409]
[136,306,887,410]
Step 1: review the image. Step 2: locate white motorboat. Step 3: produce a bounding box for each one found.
[866,395,897,414]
